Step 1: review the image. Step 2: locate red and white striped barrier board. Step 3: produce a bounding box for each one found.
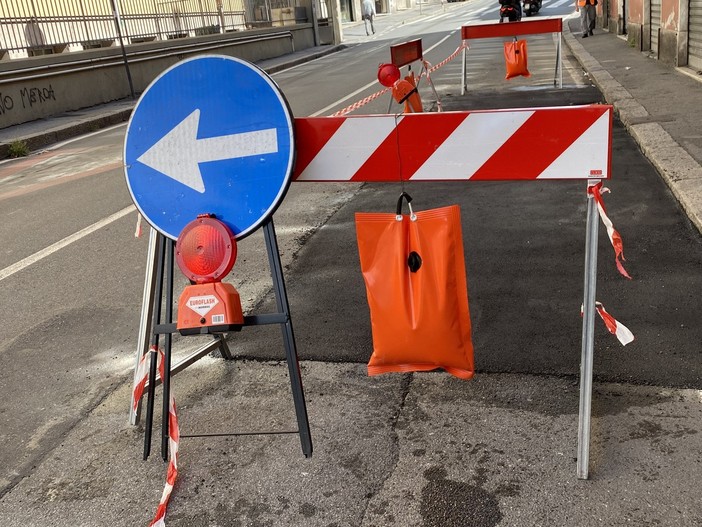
[461,17,562,40]
[293,105,612,182]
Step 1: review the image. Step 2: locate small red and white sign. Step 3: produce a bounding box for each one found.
[185,295,219,315]
[294,106,612,182]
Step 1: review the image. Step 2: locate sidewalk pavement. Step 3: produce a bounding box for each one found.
[563,16,702,234]
[0,44,345,159]
[2,12,702,527]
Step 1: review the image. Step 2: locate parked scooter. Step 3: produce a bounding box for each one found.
[499,0,522,22]
[522,0,542,16]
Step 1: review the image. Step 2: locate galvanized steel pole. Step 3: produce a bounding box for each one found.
[577,181,599,479]
[109,0,136,100]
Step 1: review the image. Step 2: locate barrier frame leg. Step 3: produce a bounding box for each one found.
[263,218,313,458]
[419,62,442,112]
[554,32,563,89]
[136,220,313,460]
[461,46,467,96]
[577,181,599,479]
[161,237,175,461]
[143,234,166,460]
[130,227,159,426]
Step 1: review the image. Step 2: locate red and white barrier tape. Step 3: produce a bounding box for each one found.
[426,43,467,74]
[331,44,467,117]
[581,302,635,346]
[596,302,635,345]
[132,347,180,527]
[132,349,150,422]
[331,87,391,116]
[588,182,631,279]
[135,213,144,238]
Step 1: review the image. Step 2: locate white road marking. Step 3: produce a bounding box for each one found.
[0,205,136,282]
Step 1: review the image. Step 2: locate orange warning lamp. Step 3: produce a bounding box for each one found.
[378,63,401,87]
[175,214,244,335]
[378,63,422,113]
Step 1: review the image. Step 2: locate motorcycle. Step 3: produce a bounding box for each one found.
[499,0,522,22]
[522,0,541,16]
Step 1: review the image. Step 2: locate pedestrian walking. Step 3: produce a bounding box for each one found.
[575,0,597,37]
[362,0,376,35]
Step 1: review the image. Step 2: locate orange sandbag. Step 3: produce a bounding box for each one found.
[355,193,474,380]
[504,39,531,79]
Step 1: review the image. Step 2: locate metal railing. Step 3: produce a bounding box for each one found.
[0,0,308,60]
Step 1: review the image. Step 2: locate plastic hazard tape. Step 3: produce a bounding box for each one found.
[132,347,180,527]
[331,87,391,117]
[425,43,467,74]
[581,302,635,346]
[294,106,612,182]
[135,213,144,238]
[331,44,466,117]
[132,350,150,422]
[587,182,631,279]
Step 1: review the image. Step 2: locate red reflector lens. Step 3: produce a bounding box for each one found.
[176,217,237,283]
[378,63,401,87]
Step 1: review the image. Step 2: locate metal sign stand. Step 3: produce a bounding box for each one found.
[134,218,313,462]
[386,39,442,113]
[577,181,600,479]
[460,17,564,95]
[293,108,614,479]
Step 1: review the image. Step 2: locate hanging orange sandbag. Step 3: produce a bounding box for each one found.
[504,39,531,79]
[355,193,474,380]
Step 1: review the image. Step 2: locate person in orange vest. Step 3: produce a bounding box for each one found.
[576,0,597,38]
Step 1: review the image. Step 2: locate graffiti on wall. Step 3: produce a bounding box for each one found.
[0,93,14,115]
[0,84,56,116]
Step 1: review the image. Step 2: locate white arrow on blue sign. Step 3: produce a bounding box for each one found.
[124,55,295,240]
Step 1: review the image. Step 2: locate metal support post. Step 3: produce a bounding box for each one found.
[461,46,467,96]
[109,0,136,100]
[554,33,563,88]
[144,234,166,460]
[161,237,175,461]
[130,227,159,426]
[263,219,313,458]
[577,181,599,479]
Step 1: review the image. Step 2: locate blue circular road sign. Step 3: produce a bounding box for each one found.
[124,55,295,240]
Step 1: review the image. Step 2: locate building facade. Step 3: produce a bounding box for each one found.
[603,0,702,69]
[341,0,411,23]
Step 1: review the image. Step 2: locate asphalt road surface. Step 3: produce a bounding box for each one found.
[1,0,701,507]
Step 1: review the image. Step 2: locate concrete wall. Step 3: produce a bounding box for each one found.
[0,25,315,128]
[607,0,621,34]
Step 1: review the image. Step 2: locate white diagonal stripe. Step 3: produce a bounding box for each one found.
[411,111,534,180]
[537,111,610,179]
[297,116,400,181]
